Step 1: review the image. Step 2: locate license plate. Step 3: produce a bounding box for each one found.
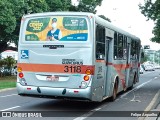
[46,76,59,81]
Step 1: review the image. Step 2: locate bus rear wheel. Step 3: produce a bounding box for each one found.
[128,73,137,90]
[110,81,118,101]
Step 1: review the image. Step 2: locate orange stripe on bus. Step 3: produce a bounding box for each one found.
[96,60,106,63]
[98,61,138,69]
[17,63,95,75]
[96,60,140,90]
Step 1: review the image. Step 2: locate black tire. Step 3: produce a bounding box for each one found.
[110,81,118,101]
[128,73,136,90]
[128,82,133,90]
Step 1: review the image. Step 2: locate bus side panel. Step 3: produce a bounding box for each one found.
[91,62,105,101]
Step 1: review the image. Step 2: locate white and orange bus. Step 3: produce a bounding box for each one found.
[17,12,141,102]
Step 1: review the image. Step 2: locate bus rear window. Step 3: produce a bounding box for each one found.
[25,16,88,42]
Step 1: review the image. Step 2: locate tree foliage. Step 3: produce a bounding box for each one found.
[0,0,105,50]
[3,56,15,69]
[139,0,160,43]
[46,0,72,11]
[70,0,103,13]
[0,0,16,41]
[141,51,148,63]
[99,15,111,22]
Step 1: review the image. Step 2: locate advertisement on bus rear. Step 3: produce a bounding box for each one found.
[25,16,88,41]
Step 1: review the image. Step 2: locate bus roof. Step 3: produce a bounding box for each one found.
[94,15,140,41]
[22,12,140,41]
[22,11,94,19]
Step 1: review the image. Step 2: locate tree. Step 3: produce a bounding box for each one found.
[3,56,15,75]
[0,0,49,48]
[0,0,16,43]
[139,0,160,43]
[46,0,72,11]
[9,0,49,46]
[0,41,8,53]
[0,0,105,49]
[0,59,5,77]
[141,51,149,63]
[69,0,103,13]
[99,15,111,22]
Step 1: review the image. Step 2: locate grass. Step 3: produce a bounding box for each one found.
[0,76,16,90]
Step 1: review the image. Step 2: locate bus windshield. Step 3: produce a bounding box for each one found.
[25,16,88,42]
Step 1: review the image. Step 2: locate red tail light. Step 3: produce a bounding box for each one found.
[19,72,24,78]
[84,75,89,81]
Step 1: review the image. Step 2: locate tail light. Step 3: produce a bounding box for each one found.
[85,69,92,75]
[84,75,89,81]
[17,67,22,72]
[19,72,24,78]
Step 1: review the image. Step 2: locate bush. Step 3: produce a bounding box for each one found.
[0,56,16,76]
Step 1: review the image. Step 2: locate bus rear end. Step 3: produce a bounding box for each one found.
[17,12,94,101]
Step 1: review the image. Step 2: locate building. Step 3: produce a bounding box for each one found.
[144,49,160,64]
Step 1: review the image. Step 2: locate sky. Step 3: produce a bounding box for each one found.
[72,0,160,50]
[96,0,160,50]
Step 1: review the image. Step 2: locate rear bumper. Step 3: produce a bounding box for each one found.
[16,83,92,100]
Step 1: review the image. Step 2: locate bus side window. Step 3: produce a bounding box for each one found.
[117,34,123,59]
[123,36,127,59]
[96,43,105,59]
[114,32,118,59]
[96,25,105,60]
[131,40,136,60]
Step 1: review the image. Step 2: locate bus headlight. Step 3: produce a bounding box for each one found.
[19,78,27,86]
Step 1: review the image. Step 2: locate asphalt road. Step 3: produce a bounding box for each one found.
[0,70,160,120]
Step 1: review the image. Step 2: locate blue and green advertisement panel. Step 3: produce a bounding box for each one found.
[25,16,88,41]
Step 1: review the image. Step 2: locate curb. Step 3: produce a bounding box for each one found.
[0,88,16,93]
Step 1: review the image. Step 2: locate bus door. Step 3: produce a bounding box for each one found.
[125,39,131,88]
[103,28,114,97]
[104,36,111,96]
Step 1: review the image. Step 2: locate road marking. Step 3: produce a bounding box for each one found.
[136,79,152,89]
[0,106,21,111]
[0,94,17,98]
[94,108,101,111]
[73,111,96,120]
[144,89,160,111]
[154,77,157,79]
[138,89,160,120]
[120,79,153,98]
[73,107,102,120]
[73,77,158,120]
